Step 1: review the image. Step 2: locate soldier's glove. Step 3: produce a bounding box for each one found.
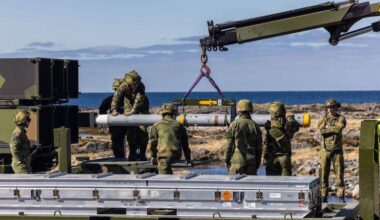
[124,109,134,116]
[225,161,231,168]
[110,110,118,116]
[186,160,194,167]
[151,157,158,165]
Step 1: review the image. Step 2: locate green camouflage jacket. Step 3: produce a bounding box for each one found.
[10,126,31,172]
[225,114,262,166]
[318,113,346,151]
[111,82,149,114]
[264,116,300,158]
[148,115,191,161]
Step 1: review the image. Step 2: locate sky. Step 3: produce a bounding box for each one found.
[1,0,380,92]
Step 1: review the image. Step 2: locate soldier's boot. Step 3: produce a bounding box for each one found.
[229,163,243,175]
[158,159,173,174]
[127,145,138,161]
[321,187,329,203]
[337,187,345,203]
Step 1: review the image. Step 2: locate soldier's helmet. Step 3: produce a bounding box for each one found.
[124,70,141,84]
[268,101,286,118]
[14,110,31,126]
[325,99,341,108]
[112,78,122,91]
[237,99,253,113]
[159,103,178,116]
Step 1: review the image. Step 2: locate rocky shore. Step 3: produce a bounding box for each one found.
[73,102,380,199]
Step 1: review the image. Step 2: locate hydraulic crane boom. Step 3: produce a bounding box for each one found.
[200,1,380,53]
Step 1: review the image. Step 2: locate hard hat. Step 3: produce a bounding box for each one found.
[268,101,286,118]
[325,99,341,108]
[124,70,141,84]
[14,110,31,126]
[159,103,177,116]
[237,99,253,113]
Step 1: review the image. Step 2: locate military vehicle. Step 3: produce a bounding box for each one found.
[0,58,79,173]
[0,1,379,219]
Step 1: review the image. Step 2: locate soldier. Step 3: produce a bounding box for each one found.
[224,99,262,175]
[110,70,149,161]
[318,99,346,203]
[263,101,300,176]
[10,110,32,174]
[148,103,192,174]
[99,79,127,158]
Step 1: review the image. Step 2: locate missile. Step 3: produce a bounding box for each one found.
[96,113,310,127]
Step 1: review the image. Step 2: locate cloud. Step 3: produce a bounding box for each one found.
[28,42,56,48]
[290,42,330,48]
[1,30,379,92]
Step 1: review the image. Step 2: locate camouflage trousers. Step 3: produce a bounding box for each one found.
[320,149,345,198]
[229,163,257,175]
[157,158,175,174]
[265,154,292,176]
[126,126,148,161]
[11,159,31,174]
[109,126,127,158]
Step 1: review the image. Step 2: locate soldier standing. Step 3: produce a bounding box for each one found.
[111,70,149,161]
[99,79,127,158]
[263,101,300,176]
[10,110,32,174]
[148,104,192,174]
[224,99,262,175]
[318,99,346,203]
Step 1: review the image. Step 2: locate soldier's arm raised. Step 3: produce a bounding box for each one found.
[285,114,300,138]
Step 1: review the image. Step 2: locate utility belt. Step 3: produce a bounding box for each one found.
[323,148,343,154]
[266,152,289,158]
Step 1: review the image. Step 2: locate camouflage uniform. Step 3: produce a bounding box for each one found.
[225,99,262,175]
[111,71,149,161]
[148,104,191,174]
[10,110,32,174]
[99,79,127,158]
[263,102,299,176]
[318,99,346,199]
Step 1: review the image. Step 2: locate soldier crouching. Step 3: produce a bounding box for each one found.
[148,103,192,174]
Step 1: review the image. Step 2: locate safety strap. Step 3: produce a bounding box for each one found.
[182,64,224,100]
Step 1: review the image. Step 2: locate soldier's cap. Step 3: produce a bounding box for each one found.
[159,103,177,116]
[325,99,341,108]
[14,110,31,126]
[124,70,141,84]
